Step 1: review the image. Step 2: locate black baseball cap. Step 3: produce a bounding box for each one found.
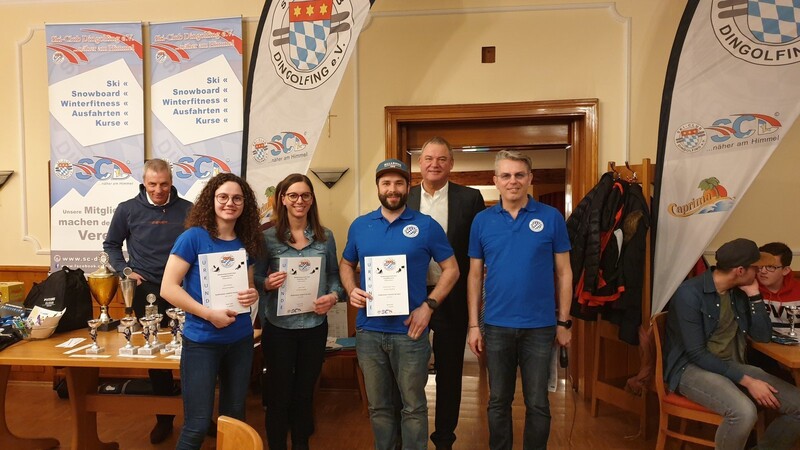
[375,159,410,182]
[715,238,773,269]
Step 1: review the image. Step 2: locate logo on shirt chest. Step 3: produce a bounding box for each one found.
[403,225,419,238]
[529,219,544,233]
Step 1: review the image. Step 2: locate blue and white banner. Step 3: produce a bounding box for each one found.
[46,22,144,272]
[150,17,244,200]
[243,0,374,222]
[652,0,800,315]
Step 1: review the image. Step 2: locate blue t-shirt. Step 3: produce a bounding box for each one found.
[342,207,454,334]
[170,226,253,344]
[468,197,571,328]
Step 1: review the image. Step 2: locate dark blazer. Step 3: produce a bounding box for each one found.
[408,182,485,325]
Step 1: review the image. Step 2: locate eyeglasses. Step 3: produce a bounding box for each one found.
[757,265,785,273]
[215,193,244,206]
[283,192,313,202]
[496,172,530,182]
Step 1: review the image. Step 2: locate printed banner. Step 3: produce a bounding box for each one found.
[150,17,244,201]
[652,0,800,315]
[243,0,374,222]
[47,22,144,272]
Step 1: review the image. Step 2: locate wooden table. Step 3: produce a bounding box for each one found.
[0,328,181,450]
[750,340,800,386]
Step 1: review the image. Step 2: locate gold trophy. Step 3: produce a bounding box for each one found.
[87,252,120,332]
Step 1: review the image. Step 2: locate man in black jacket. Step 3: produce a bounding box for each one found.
[408,137,485,449]
[103,158,192,444]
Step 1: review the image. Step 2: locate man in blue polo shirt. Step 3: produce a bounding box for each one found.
[340,158,459,450]
[467,150,572,450]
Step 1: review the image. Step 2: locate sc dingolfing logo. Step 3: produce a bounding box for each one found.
[268,0,355,90]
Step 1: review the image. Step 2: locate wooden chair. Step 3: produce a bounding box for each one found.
[652,312,763,449]
[216,415,263,450]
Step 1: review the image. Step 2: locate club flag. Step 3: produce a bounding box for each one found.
[651,0,800,315]
[242,0,375,222]
[150,17,244,201]
[46,22,144,272]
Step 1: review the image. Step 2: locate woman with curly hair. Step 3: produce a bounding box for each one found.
[254,173,343,450]
[161,172,264,450]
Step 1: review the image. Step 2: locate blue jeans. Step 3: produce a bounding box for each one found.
[484,324,555,450]
[356,329,431,450]
[679,362,800,450]
[176,334,254,450]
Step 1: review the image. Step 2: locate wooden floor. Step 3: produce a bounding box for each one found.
[7,349,658,449]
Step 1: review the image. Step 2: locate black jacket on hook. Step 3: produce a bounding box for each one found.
[567,172,650,344]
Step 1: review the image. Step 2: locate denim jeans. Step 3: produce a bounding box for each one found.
[262,319,327,450]
[484,324,555,450]
[176,334,254,450]
[678,362,800,450]
[356,329,431,450]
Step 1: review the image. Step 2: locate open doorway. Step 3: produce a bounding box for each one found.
[384,99,599,217]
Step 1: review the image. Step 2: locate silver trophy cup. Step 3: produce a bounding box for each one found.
[137,316,157,355]
[86,319,105,354]
[118,316,139,355]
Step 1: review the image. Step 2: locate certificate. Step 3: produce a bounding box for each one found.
[198,249,249,314]
[364,255,409,317]
[277,256,322,316]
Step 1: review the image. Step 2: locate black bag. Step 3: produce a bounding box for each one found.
[24,266,92,332]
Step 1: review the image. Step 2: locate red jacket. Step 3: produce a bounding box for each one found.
[759,273,800,328]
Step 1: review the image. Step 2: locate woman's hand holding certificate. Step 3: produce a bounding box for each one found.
[206,308,237,329]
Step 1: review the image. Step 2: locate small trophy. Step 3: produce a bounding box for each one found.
[87,252,120,332]
[174,310,186,357]
[163,308,181,353]
[138,316,157,356]
[86,319,105,354]
[787,305,800,337]
[119,316,138,355]
[149,314,165,351]
[145,293,159,318]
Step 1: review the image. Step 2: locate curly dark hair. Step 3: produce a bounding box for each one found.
[273,173,327,245]
[185,173,264,259]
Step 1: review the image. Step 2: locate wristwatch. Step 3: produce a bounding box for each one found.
[424,298,439,310]
[556,319,573,329]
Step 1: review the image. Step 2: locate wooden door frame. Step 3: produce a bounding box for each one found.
[384,99,599,216]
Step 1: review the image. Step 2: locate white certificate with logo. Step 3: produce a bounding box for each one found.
[364,255,409,317]
[277,256,322,316]
[198,249,249,314]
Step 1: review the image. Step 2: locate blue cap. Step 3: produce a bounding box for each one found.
[375,159,409,182]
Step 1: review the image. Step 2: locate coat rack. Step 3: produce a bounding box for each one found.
[588,158,654,439]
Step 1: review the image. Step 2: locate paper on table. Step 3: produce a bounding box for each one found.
[199,249,249,314]
[57,338,86,348]
[327,302,348,338]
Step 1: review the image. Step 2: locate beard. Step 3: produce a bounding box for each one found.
[379,192,408,211]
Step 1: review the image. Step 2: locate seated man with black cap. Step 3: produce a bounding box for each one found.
[663,238,800,450]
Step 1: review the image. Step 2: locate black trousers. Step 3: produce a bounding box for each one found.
[133,281,176,424]
[262,319,328,450]
[429,297,468,448]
